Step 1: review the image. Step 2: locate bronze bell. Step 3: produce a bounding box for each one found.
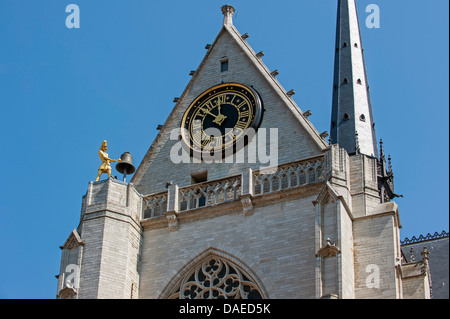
[116,152,136,182]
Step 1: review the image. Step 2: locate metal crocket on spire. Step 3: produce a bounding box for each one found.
[330,0,378,158]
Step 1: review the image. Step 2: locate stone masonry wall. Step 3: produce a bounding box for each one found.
[77,179,142,299]
[139,190,321,299]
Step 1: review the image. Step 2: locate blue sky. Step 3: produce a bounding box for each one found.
[0,0,448,298]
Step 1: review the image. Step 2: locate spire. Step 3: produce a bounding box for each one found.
[330,0,378,158]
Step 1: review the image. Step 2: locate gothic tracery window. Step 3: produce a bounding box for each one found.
[168,256,264,299]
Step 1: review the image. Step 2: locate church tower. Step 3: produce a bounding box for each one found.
[56,3,432,300]
[331,0,378,158]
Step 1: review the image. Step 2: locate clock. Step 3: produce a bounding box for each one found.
[180,82,263,157]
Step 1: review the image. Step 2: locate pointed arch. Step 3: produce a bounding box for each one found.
[159,247,268,299]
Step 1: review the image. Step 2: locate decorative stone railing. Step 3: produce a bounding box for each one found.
[178,176,241,212]
[253,156,326,196]
[141,155,327,229]
[142,191,167,219]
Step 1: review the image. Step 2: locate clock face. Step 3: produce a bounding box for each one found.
[181,83,263,157]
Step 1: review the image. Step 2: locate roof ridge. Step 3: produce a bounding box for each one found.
[401,230,449,245]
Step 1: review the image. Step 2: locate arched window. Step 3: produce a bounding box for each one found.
[299,170,306,185]
[262,178,271,194]
[254,181,262,195]
[281,174,289,189]
[308,168,316,183]
[167,255,264,299]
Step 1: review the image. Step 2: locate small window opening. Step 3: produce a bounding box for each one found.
[344,113,350,121]
[221,59,229,72]
[357,79,362,85]
[343,78,349,84]
[354,43,358,48]
[191,171,207,207]
[191,171,208,184]
[360,114,366,122]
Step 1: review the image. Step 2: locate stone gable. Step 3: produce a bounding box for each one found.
[132,23,328,196]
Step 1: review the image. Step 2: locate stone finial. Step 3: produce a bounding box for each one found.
[410,247,415,262]
[316,238,341,258]
[388,155,393,173]
[221,5,235,26]
[379,139,385,160]
[421,247,430,262]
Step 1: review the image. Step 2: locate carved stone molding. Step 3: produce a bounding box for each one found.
[57,282,77,299]
[165,213,179,232]
[60,229,84,250]
[239,195,254,216]
[316,238,341,258]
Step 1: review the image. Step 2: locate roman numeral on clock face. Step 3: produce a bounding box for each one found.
[236,101,247,109]
[216,94,226,105]
[213,136,223,148]
[202,137,212,147]
[235,121,247,130]
[193,130,203,142]
[192,121,202,131]
[239,110,250,118]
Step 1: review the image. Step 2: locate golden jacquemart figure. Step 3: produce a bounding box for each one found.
[95,140,121,181]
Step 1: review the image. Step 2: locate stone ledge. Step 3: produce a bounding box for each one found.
[82,209,141,232]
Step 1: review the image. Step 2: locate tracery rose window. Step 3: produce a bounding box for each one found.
[168,257,263,299]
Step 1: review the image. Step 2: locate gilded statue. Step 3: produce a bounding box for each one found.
[95,140,121,181]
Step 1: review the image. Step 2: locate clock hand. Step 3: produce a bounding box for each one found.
[200,108,219,119]
[200,107,227,126]
[216,101,222,115]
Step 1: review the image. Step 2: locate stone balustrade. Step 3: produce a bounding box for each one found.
[141,155,327,220]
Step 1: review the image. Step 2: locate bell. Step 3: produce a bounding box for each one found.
[116,152,136,182]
